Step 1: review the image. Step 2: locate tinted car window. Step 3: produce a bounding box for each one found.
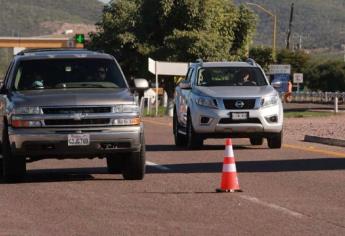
[13,59,127,91]
[197,67,267,87]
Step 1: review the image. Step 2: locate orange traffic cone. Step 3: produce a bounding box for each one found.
[216,138,242,193]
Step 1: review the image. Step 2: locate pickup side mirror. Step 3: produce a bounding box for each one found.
[180,81,191,89]
[134,78,149,90]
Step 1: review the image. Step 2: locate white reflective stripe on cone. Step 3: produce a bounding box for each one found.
[225,145,234,157]
[222,164,237,172]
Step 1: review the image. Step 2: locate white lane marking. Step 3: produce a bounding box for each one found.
[146,161,171,171]
[240,195,304,219]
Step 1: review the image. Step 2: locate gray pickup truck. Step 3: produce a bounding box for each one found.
[0,49,147,182]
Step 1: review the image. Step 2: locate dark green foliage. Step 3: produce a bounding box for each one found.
[249,47,274,70]
[88,0,256,80]
[304,61,345,92]
[276,49,310,74]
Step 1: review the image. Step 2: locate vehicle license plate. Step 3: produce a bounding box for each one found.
[68,134,90,146]
[231,112,248,120]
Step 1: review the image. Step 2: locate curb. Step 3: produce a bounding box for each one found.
[304,135,345,148]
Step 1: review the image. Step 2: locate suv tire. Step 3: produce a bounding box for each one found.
[106,155,124,174]
[250,137,264,145]
[122,134,146,180]
[173,109,187,146]
[186,113,203,149]
[267,131,283,149]
[2,129,26,182]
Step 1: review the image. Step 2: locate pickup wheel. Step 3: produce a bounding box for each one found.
[267,131,283,149]
[122,134,146,180]
[173,109,187,146]
[186,113,203,149]
[106,155,124,174]
[250,137,264,145]
[2,129,26,182]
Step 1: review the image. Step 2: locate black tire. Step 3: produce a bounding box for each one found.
[267,131,283,149]
[106,155,124,174]
[2,129,26,182]
[122,134,146,180]
[186,113,203,149]
[173,109,187,146]
[250,137,264,145]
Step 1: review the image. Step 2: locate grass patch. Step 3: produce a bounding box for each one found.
[284,111,335,118]
[142,106,167,117]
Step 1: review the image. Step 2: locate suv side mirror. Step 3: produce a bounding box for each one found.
[180,80,191,89]
[134,78,149,90]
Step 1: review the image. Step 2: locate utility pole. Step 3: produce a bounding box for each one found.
[286,3,294,49]
[246,2,277,60]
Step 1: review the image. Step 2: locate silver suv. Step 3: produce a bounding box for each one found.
[173,59,283,149]
[0,49,147,182]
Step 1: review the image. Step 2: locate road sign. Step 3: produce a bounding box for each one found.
[269,64,291,74]
[293,73,303,83]
[75,34,85,44]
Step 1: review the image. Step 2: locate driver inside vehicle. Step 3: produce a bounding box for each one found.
[97,67,107,81]
[241,71,256,86]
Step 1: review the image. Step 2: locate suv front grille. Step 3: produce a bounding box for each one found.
[223,99,256,110]
[44,119,111,126]
[42,107,111,115]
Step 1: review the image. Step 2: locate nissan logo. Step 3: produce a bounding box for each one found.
[234,100,245,109]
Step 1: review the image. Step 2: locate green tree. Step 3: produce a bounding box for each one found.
[276,49,310,74]
[88,0,256,101]
[304,61,345,91]
[88,0,256,80]
[249,47,274,71]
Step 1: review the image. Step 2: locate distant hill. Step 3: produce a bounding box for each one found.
[0,0,104,37]
[234,0,345,49]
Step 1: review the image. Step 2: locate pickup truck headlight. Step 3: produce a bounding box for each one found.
[261,95,279,107]
[195,96,218,109]
[112,104,139,113]
[13,106,41,115]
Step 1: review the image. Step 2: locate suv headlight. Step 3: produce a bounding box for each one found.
[13,106,41,115]
[195,96,217,109]
[261,95,279,107]
[112,104,139,113]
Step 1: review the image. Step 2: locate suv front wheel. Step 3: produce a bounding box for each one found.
[186,113,203,149]
[173,109,187,146]
[2,129,26,182]
[267,131,283,149]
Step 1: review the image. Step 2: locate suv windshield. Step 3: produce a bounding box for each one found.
[13,59,127,91]
[197,67,268,87]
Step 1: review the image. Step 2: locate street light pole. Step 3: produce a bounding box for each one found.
[246,2,277,60]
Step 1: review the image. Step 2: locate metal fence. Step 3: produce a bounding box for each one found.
[281,92,345,103]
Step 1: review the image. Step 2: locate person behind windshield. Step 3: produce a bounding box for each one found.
[97,67,107,81]
[241,71,256,86]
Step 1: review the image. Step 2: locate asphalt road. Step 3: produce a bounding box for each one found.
[1,117,345,235]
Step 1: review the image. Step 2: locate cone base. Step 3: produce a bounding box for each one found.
[216,188,242,193]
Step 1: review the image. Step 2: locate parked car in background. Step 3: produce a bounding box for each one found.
[0,49,147,182]
[173,59,283,149]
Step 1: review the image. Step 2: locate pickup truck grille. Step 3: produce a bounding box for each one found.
[44,118,111,126]
[42,107,111,115]
[223,99,256,110]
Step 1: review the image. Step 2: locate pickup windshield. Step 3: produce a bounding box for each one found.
[197,67,268,87]
[13,59,127,91]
